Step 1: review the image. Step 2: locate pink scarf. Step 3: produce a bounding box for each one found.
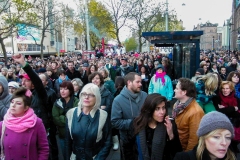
[3,108,37,133]
[155,72,166,85]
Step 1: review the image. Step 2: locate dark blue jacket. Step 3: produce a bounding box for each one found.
[65,107,112,160]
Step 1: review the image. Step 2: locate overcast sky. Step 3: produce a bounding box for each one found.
[63,0,233,42]
[165,0,232,30]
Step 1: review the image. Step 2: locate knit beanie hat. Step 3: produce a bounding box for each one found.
[197,111,234,138]
[156,64,164,71]
[196,68,204,75]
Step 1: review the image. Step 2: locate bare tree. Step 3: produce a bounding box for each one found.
[33,0,67,58]
[128,0,164,52]
[0,0,36,62]
[104,0,134,45]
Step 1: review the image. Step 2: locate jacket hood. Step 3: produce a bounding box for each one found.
[0,76,9,99]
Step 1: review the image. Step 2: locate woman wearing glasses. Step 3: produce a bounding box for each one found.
[65,83,111,160]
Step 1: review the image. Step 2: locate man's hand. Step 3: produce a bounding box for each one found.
[12,53,26,66]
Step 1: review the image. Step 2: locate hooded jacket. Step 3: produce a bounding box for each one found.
[111,86,147,143]
[0,76,12,121]
[148,74,173,100]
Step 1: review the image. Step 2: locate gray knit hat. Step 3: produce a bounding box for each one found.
[197,111,234,137]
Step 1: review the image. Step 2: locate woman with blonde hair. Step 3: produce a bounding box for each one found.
[174,111,236,160]
[6,68,19,82]
[65,83,111,159]
[195,73,218,113]
[99,67,116,94]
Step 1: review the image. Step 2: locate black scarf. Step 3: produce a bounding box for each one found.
[138,122,166,160]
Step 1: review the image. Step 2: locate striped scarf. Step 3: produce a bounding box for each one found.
[172,97,193,118]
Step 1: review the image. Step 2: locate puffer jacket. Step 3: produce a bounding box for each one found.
[195,80,214,105]
[173,99,204,151]
[148,74,173,101]
[0,76,12,121]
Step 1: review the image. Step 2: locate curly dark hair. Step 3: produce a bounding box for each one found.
[88,72,104,86]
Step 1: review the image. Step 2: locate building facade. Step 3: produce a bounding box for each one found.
[193,22,219,50]
[232,0,240,50]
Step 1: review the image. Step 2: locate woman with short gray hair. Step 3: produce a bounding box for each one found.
[71,78,84,99]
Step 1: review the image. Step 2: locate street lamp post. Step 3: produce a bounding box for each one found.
[84,0,91,50]
[47,45,49,57]
[212,36,214,51]
[165,0,168,31]
[228,20,233,56]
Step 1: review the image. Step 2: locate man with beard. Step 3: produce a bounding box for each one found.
[111,72,147,160]
[116,58,135,77]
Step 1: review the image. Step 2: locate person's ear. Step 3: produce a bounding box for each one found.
[182,90,187,96]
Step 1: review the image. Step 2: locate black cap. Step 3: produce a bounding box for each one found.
[121,58,128,61]
[37,68,46,73]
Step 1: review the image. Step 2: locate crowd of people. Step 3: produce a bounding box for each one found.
[0,49,239,160]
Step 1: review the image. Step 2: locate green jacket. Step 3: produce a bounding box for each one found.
[109,66,120,81]
[52,96,79,138]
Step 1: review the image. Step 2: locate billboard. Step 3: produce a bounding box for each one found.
[16,24,41,42]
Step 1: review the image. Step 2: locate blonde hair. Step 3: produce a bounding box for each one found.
[196,129,236,160]
[199,73,218,96]
[78,83,101,110]
[98,67,109,78]
[220,81,235,92]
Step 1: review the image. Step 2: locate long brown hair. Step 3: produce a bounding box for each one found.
[133,93,167,135]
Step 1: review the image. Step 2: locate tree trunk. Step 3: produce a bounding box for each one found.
[138,36,142,52]
[40,30,45,59]
[116,29,121,45]
[40,36,44,59]
[0,38,7,65]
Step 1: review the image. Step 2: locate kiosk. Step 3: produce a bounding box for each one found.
[142,31,203,79]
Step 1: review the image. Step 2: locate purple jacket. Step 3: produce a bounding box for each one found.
[0,118,49,160]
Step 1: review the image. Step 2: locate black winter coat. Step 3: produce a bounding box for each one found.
[116,65,135,77]
[100,86,114,115]
[65,68,81,80]
[23,63,49,128]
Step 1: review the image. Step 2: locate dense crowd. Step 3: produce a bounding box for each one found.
[0,49,239,160]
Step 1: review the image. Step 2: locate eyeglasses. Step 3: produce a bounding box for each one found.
[81,92,95,98]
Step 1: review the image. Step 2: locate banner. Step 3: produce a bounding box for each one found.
[17,24,41,42]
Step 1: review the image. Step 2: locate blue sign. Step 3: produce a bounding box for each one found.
[17,24,40,41]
